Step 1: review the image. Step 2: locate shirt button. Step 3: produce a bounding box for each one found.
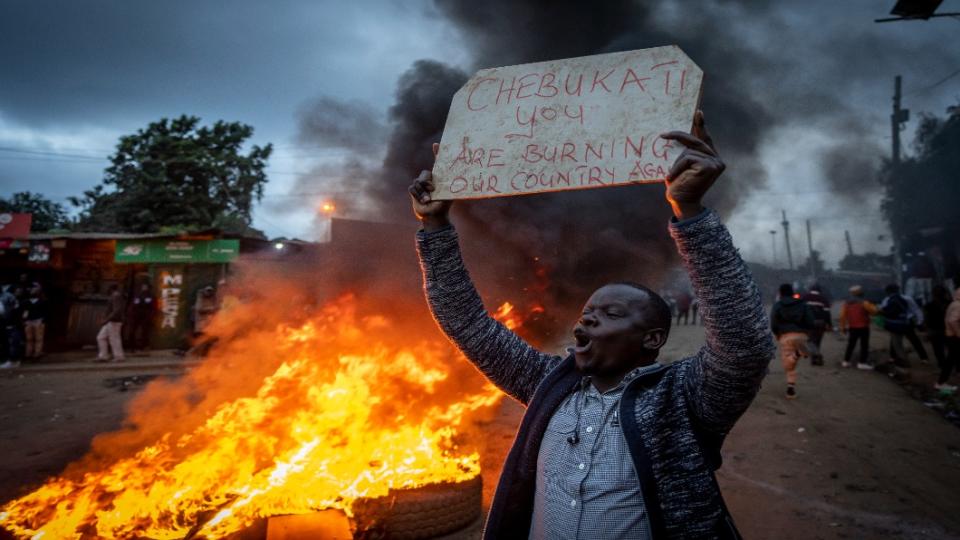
[578,463,585,470]
[586,426,593,433]
[570,499,577,508]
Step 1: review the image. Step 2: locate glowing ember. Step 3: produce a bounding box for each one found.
[0,295,510,539]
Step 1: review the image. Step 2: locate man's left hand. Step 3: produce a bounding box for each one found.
[660,110,725,220]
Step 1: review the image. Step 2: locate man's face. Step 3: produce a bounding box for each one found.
[572,284,663,377]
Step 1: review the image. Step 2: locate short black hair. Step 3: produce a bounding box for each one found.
[779,283,794,297]
[885,284,900,295]
[608,281,672,336]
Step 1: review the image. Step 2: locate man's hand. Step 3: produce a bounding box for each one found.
[660,110,725,220]
[408,143,453,232]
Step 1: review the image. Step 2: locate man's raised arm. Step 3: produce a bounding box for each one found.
[661,113,776,436]
[410,150,561,404]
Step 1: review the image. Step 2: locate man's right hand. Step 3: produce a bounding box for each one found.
[408,143,452,232]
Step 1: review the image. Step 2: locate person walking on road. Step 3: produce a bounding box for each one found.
[802,284,831,366]
[941,288,960,393]
[880,284,928,373]
[839,285,877,370]
[771,283,814,399]
[96,285,126,362]
[22,284,47,359]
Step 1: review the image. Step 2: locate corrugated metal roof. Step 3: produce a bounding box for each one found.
[28,232,173,240]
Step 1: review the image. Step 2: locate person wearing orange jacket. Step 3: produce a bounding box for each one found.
[839,285,877,370]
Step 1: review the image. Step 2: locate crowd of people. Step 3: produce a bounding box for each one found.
[662,289,701,326]
[770,281,960,399]
[0,274,229,367]
[0,274,48,369]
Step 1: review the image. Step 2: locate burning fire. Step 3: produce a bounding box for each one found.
[0,295,519,539]
[492,301,544,331]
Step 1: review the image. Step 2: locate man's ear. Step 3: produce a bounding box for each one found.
[642,328,667,350]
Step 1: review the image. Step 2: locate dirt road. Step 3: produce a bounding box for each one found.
[2,324,959,539]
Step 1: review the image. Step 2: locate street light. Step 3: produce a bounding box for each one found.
[769,230,778,267]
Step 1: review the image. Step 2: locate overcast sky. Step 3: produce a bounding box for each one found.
[1,0,958,267]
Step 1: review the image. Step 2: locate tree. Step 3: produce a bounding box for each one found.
[0,191,70,232]
[880,104,960,242]
[71,115,272,235]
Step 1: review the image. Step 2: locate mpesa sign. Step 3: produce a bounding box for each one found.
[432,46,703,200]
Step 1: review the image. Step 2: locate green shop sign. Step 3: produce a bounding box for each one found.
[115,239,240,263]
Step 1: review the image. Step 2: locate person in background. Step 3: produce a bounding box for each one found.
[771,283,814,399]
[802,284,832,366]
[189,285,221,357]
[880,284,928,371]
[22,284,47,359]
[937,287,960,393]
[128,282,156,352]
[0,285,20,369]
[7,286,26,363]
[193,286,219,335]
[674,290,692,326]
[925,285,952,390]
[96,284,126,362]
[839,285,877,370]
[691,296,700,325]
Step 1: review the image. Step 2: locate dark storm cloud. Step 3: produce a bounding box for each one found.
[0,1,381,129]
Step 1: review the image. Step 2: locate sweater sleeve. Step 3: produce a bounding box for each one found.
[670,210,776,436]
[416,225,562,405]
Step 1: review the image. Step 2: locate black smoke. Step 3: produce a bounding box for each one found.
[293,0,959,340]
[364,0,779,329]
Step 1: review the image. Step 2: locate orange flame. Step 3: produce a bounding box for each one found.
[0,295,508,539]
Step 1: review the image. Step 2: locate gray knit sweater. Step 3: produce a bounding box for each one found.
[416,209,775,539]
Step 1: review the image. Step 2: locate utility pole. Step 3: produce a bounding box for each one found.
[891,75,909,286]
[781,210,794,271]
[844,230,854,257]
[891,75,909,166]
[806,219,816,282]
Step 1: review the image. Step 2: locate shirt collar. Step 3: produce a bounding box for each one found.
[582,361,662,396]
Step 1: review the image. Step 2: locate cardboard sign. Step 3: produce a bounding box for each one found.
[432,46,703,200]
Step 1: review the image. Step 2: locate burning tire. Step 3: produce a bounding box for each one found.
[351,475,482,539]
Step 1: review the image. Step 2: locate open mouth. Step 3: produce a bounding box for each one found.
[573,328,592,354]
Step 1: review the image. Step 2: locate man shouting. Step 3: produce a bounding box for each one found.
[410,111,774,539]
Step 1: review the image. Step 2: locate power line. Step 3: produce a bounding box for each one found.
[0,146,107,160]
[0,155,106,164]
[905,67,960,96]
